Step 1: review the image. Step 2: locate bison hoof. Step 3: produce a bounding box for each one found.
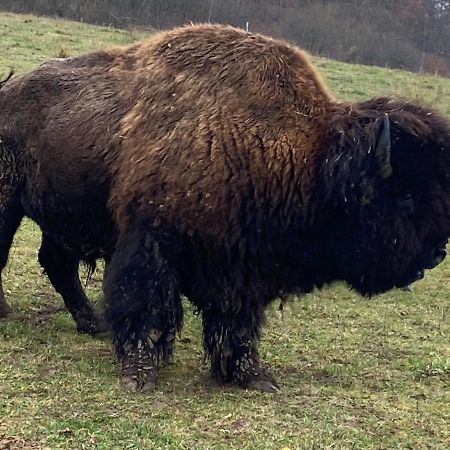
[236,366,281,393]
[240,374,281,393]
[245,378,281,393]
[121,374,157,393]
[0,302,12,318]
[76,314,109,336]
[121,354,158,392]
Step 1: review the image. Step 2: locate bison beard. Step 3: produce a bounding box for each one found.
[1,24,450,392]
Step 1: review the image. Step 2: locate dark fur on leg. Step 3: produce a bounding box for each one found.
[202,305,280,393]
[104,228,182,392]
[38,233,105,335]
[0,196,24,318]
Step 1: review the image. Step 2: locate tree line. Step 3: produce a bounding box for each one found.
[1,0,449,74]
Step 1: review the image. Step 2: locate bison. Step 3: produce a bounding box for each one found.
[1,24,450,392]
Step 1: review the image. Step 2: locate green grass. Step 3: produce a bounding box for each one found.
[315,57,450,117]
[0,11,450,450]
[0,12,142,74]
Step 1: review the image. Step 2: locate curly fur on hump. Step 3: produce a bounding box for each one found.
[1,23,450,390]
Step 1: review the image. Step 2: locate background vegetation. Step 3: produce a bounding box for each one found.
[1,1,450,75]
[0,11,449,450]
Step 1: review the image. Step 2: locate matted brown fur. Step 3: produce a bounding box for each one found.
[110,24,332,238]
[1,24,450,392]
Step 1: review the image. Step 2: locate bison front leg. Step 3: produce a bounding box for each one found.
[38,233,106,335]
[104,230,182,392]
[202,306,280,393]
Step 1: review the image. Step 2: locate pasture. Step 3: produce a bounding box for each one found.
[0,11,450,449]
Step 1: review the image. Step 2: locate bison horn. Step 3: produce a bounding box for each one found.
[375,113,392,179]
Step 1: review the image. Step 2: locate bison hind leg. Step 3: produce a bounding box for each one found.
[202,305,280,393]
[0,195,25,317]
[104,229,182,393]
[38,233,106,335]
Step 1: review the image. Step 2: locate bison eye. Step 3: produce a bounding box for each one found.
[396,192,415,213]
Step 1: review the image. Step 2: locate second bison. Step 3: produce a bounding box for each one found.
[1,24,450,392]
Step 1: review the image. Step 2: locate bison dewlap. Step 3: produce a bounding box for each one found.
[1,23,450,392]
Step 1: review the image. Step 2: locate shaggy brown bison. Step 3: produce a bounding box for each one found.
[1,24,450,392]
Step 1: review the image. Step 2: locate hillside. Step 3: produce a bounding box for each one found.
[3,0,450,75]
[0,12,449,450]
[1,12,450,118]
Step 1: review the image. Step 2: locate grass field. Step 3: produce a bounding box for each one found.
[0,11,450,450]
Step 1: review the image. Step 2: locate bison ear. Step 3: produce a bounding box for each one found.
[375,113,392,179]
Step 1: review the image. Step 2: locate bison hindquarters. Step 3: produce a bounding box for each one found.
[0,142,105,332]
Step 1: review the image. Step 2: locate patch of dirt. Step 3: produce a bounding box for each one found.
[0,435,43,449]
[26,304,65,328]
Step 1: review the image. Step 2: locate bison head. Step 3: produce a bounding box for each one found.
[320,98,450,295]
